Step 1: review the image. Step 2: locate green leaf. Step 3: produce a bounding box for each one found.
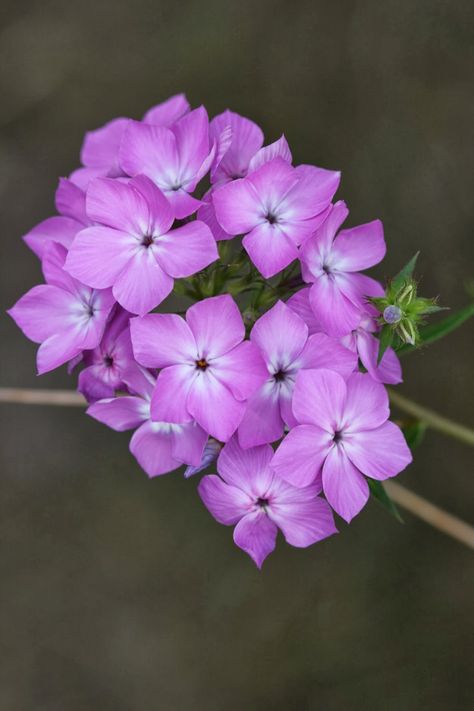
[402,420,427,449]
[368,480,403,523]
[391,252,420,292]
[397,301,474,355]
[377,325,394,364]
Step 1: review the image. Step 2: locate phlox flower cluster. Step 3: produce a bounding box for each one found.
[9,93,412,568]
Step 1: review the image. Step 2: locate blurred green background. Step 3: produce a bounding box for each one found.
[1,1,473,709]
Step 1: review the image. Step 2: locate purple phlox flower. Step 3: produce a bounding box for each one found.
[198,436,337,568]
[341,313,402,385]
[238,300,357,448]
[199,110,292,240]
[8,242,115,374]
[119,106,216,219]
[213,157,340,277]
[184,438,223,478]
[71,94,191,190]
[286,286,323,335]
[65,174,218,315]
[299,200,386,338]
[23,177,91,259]
[87,366,207,478]
[271,369,412,522]
[78,306,141,403]
[130,294,269,442]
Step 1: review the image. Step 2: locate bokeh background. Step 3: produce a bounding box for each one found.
[1,1,473,709]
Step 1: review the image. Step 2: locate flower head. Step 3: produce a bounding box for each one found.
[271,369,412,521]
[199,436,337,568]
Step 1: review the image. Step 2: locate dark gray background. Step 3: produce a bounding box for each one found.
[1,1,473,709]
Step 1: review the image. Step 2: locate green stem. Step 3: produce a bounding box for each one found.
[388,389,474,447]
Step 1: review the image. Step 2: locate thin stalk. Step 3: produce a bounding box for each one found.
[388,389,474,447]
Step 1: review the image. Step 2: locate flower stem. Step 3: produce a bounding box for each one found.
[388,389,474,447]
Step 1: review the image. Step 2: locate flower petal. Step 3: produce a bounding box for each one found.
[119,120,179,188]
[238,382,284,448]
[342,420,412,480]
[130,421,181,477]
[322,444,369,522]
[130,313,196,368]
[129,175,174,234]
[342,372,389,432]
[247,134,292,173]
[198,475,253,525]
[243,223,298,278]
[251,300,308,369]
[331,220,386,272]
[186,294,244,358]
[292,369,347,432]
[150,364,196,424]
[8,285,78,343]
[210,110,264,182]
[86,177,151,233]
[268,482,337,547]
[65,226,137,289]
[286,287,322,335]
[187,370,245,441]
[308,276,362,337]
[217,436,274,496]
[143,93,190,126]
[154,221,218,278]
[212,178,262,234]
[211,341,268,401]
[23,216,82,259]
[233,510,278,568]
[298,333,357,379]
[55,178,88,224]
[87,396,148,431]
[171,422,208,466]
[271,424,331,488]
[356,330,402,385]
[112,248,174,315]
[80,117,128,172]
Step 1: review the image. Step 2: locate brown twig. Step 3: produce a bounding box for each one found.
[1,386,473,550]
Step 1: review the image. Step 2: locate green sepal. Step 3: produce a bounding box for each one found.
[377,324,394,364]
[397,301,474,355]
[391,252,420,292]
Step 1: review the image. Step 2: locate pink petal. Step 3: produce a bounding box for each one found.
[197,195,232,241]
[322,444,369,522]
[187,370,246,441]
[42,241,80,292]
[218,436,274,496]
[171,106,211,183]
[243,223,298,278]
[171,422,208,466]
[198,475,253,525]
[212,178,262,235]
[55,178,88,224]
[292,369,347,432]
[238,382,285,448]
[69,166,109,191]
[8,285,78,343]
[336,272,385,306]
[150,364,196,424]
[130,313,196,368]
[154,221,218,278]
[165,190,204,219]
[298,333,357,379]
[36,325,89,375]
[143,93,190,126]
[342,372,389,432]
[310,199,349,254]
[129,421,181,477]
[23,216,82,259]
[112,248,174,315]
[246,157,297,198]
[80,117,129,172]
[210,110,263,182]
[309,276,362,337]
[356,330,402,385]
[247,134,292,173]
[86,177,151,233]
[65,226,137,289]
[87,396,148,431]
[130,175,174,234]
[251,300,308,368]
[286,287,322,335]
[211,341,268,401]
[282,164,340,221]
[186,294,244,358]
[271,424,331,488]
[331,220,386,271]
[267,482,337,547]
[342,421,412,480]
[119,120,179,188]
[233,510,278,568]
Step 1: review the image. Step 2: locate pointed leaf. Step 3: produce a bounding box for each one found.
[368,479,403,523]
[402,420,427,449]
[398,302,474,355]
[377,324,394,364]
[391,252,419,292]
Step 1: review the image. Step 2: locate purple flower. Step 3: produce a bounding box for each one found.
[238,300,356,447]
[198,436,337,568]
[271,369,412,522]
[119,106,215,218]
[65,175,218,315]
[341,313,402,385]
[8,243,115,374]
[213,157,340,277]
[78,306,140,403]
[299,200,386,337]
[87,367,207,477]
[130,294,268,442]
